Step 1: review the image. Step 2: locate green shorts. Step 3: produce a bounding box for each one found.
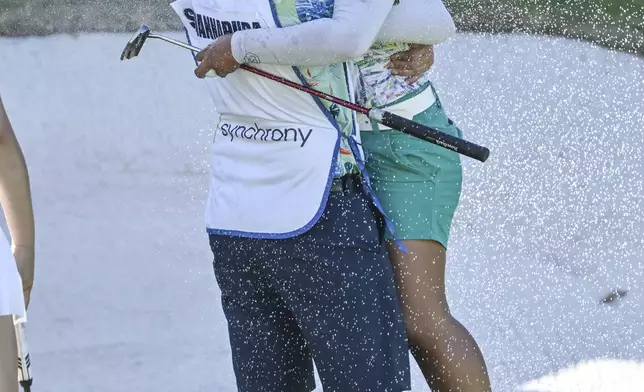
[360,88,463,248]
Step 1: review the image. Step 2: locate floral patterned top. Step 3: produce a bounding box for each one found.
[356,43,432,109]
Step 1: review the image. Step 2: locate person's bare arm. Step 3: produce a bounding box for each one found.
[0,96,35,307]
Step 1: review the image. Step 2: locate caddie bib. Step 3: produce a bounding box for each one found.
[171,0,359,238]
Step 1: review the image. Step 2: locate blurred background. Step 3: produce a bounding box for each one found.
[1,0,643,54]
[1,1,643,392]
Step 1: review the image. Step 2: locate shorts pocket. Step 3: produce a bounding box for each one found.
[385,132,440,181]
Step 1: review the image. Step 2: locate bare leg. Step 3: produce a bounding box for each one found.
[389,240,491,392]
[0,316,19,392]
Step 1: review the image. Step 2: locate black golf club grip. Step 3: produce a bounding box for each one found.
[371,109,490,163]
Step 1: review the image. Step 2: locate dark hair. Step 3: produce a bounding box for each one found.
[393,0,400,4]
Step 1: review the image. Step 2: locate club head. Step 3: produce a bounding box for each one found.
[120,24,151,61]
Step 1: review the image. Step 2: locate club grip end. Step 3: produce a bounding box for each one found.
[370,109,490,163]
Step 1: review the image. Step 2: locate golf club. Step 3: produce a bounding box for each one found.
[120,24,199,61]
[121,25,491,162]
[13,315,32,392]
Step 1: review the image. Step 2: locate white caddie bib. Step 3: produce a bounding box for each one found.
[206,117,338,235]
[171,0,346,237]
[0,232,25,318]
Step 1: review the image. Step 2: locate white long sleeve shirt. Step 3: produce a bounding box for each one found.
[230,0,456,66]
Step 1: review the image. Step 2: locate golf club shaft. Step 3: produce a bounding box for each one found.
[150,35,490,162]
[149,34,201,52]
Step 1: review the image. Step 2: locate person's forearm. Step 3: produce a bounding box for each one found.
[376,0,456,45]
[230,0,394,66]
[0,98,35,248]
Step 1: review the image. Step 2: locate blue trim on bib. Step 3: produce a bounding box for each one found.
[341,64,407,253]
[268,0,344,141]
[184,28,199,65]
[346,136,408,254]
[204,134,338,240]
[268,0,281,28]
[202,3,340,240]
[205,123,339,239]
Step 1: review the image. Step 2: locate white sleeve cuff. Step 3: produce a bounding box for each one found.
[231,31,247,64]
